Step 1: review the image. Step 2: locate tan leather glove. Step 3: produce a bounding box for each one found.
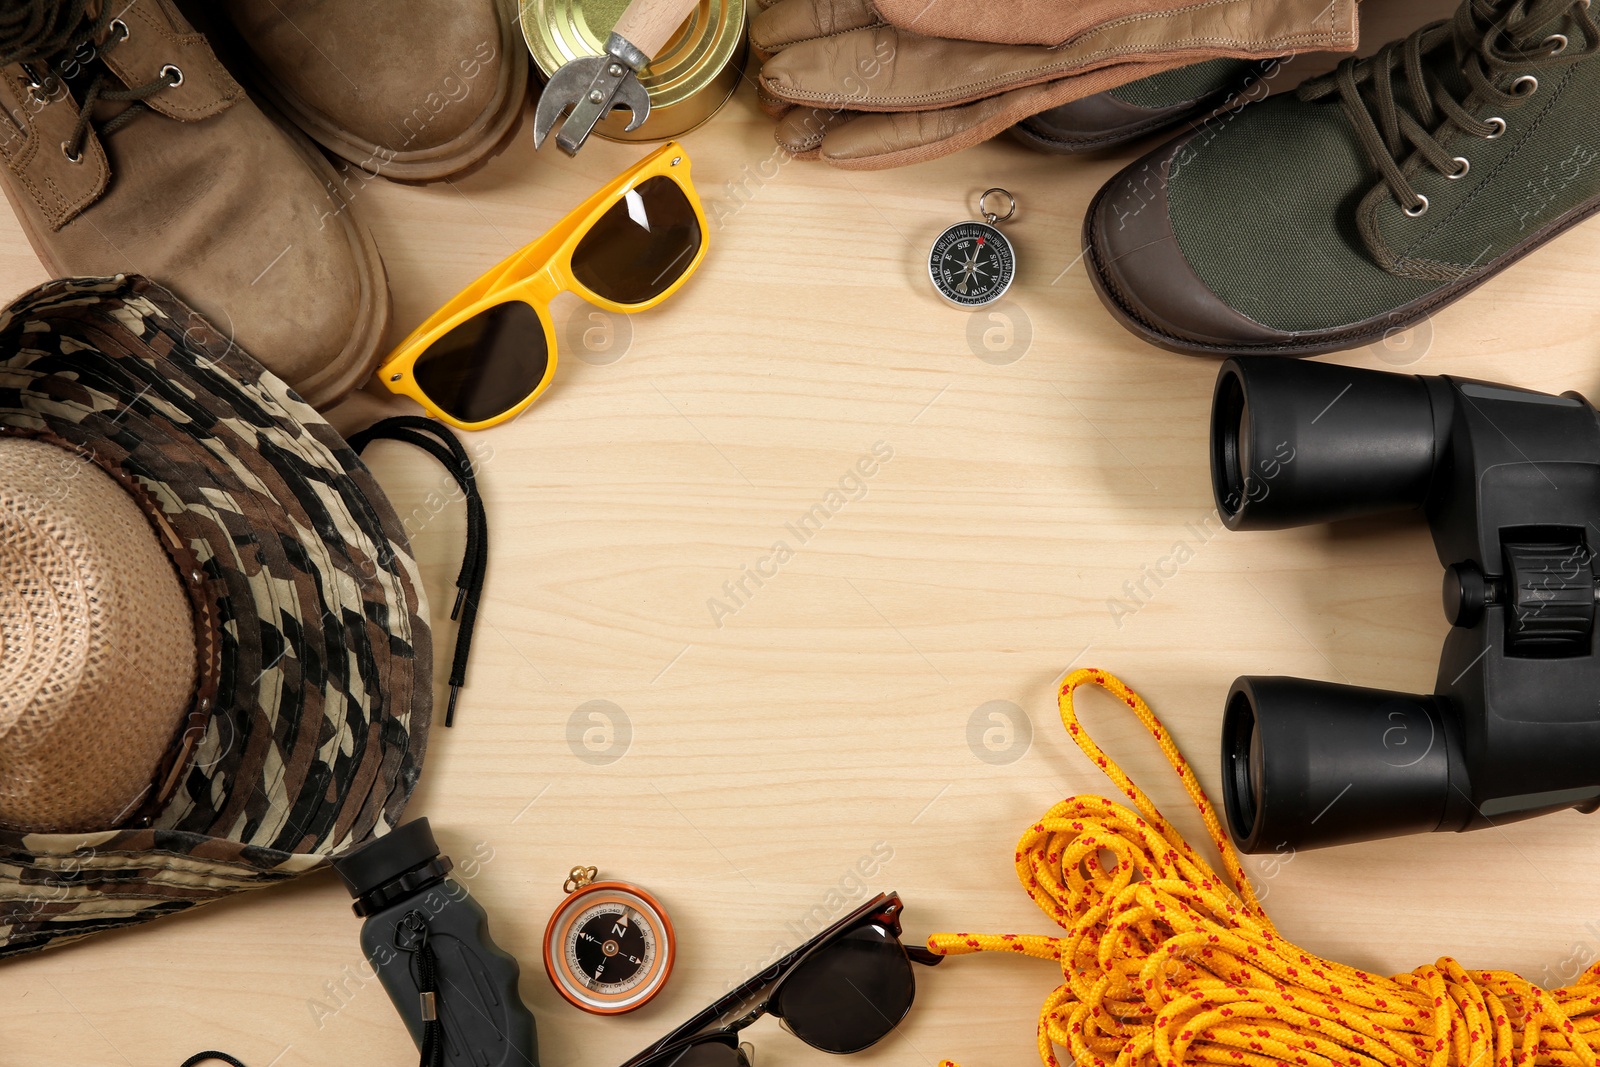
[750,0,1358,169]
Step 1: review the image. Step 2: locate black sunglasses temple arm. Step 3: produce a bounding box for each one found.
[617,894,918,1067]
[696,892,943,1018]
[619,934,818,1067]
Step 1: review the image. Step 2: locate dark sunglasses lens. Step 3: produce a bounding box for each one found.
[775,924,915,1054]
[410,300,548,424]
[643,1038,745,1067]
[571,175,702,306]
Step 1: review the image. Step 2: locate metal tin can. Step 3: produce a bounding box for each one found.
[521,0,747,143]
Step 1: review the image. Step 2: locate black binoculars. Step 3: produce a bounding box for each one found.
[1211,357,1600,853]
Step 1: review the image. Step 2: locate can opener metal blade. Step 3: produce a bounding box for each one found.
[532,0,702,155]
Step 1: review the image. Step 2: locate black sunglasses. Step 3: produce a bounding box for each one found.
[618,892,942,1067]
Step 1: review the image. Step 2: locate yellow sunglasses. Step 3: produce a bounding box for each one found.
[378,142,708,430]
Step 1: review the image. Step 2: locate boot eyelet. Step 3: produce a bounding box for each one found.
[1404,194,1430,218]
[1446,157,1470,179]
[60,141,82,164]
[109,18,128,42]
[160,64,183,87]
[1512,75,1539,96]
[1545,33,1568,54]
[1483,116,1507,139]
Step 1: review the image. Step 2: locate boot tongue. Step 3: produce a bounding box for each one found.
[1388,22,1475,117]
[1357,0,1592,275]
[1500,0,1594,49]
[3,0,242,129]
[1387,0,1587,123]
[34,24,148,132]
[59,39,118,100]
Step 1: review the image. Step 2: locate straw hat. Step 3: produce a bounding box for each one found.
[0,435,200,832]
[0,276,432,958]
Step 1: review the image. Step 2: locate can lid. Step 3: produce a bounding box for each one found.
[331,818,441,900]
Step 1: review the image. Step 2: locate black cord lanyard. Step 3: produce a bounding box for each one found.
[183,911,444,1067]
[348,416,489,727]
[397,911,444,1067]
[183,913,443,1067]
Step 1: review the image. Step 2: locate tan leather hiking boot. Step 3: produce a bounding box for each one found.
[0,0,388,409]
[201,0,528,182]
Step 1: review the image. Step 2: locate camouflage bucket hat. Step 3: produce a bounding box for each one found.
[0,275,432,958]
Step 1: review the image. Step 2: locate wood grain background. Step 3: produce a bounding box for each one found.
[8,2,1600,1064]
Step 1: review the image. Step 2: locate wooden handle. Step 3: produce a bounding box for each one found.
[612,0,701,60]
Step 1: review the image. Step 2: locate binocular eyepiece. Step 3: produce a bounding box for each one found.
[1211,358,1600,853]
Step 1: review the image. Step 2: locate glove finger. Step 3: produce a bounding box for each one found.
[757,81,797,119]
[761,0,1358,114]
[773,105,856,157]
[872,0,1355,50]
[811,60,1182,169]
[749,0,883,55]
[760,25,1104,112]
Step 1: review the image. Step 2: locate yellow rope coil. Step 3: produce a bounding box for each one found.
[928,668,1600,1067]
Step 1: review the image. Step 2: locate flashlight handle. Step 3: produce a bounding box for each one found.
[360,877,538,1067]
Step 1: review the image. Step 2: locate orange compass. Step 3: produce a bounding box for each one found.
[543,865,675,1015]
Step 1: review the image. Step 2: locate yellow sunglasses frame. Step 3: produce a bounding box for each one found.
[377,141,708,431]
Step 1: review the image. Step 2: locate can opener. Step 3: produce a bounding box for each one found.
[532,0,702,155]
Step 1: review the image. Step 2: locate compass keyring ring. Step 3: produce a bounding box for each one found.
[980,188,1017,225]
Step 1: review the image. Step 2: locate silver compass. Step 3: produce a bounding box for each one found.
[929,188,1017,309]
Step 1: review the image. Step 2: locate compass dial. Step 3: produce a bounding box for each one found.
[545,880,675,1014]
[929,221,1015,308]
[568,902,654,992]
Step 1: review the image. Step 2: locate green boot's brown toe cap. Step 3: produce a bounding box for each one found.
[1084,135,1294,354]
[1083,0,1600,358]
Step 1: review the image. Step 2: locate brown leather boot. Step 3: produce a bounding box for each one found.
[0,0,389,410]
[202,0,528,182]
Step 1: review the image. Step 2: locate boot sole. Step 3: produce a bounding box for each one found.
[1082,170,1600,358]
[226,0,529,183]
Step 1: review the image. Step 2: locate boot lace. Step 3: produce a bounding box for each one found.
[1,0,183,164]
[1299,0,1599,216]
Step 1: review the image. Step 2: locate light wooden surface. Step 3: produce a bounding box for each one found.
[10,4,1600,1065]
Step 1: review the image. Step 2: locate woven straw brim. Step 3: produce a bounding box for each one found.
[0,277,432,958]
[0,435,199,833]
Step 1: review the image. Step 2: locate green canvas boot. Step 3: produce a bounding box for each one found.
[1011,59,1278,155]
[1084,0,1600,356]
